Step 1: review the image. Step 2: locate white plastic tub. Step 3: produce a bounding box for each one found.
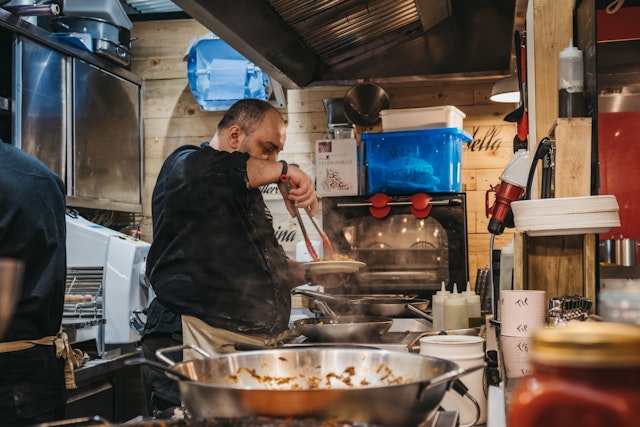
[380,105,465,131]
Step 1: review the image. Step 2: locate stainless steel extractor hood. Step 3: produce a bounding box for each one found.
[172,0,527,89]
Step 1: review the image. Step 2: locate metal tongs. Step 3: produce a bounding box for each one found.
[278,174,333,262]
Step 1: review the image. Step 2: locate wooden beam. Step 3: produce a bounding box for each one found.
[553,117,592,197]
[529,0,575,148]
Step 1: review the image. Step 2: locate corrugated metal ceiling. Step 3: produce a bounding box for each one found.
[120,0,182,15]
[267,0,421,63]
[122,0,525,88]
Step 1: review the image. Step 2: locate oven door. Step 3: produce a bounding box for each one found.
[321,193,468,298]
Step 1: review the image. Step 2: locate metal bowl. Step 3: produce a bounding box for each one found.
[343,82,390,127]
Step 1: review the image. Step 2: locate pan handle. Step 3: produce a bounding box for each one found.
[313,300,339,318]
[291,288,350,304]
[156,344,211,366]
[124,357,194,382]
[417,363,486,400]
[404,303,434,324]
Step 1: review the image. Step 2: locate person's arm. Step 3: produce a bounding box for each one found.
[246,158,318,216]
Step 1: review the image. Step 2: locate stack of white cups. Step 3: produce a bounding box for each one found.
[499,290,547,378]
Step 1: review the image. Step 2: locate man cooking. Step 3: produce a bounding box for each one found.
[141,98,346,415]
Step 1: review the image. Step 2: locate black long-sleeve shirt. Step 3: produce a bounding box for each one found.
[0,141,67,423]
[144,143,291,337]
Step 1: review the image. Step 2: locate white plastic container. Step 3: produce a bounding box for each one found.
[380,105,466,132]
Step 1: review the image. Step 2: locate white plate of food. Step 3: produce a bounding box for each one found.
[302,260,366,274]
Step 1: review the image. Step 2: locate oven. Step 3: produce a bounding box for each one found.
[321,193,468,300]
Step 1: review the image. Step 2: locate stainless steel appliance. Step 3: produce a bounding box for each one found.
[321,193,468,299]
[6,23,144,213]
[64,212,152,356]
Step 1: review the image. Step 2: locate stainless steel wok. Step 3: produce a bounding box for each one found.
[293,288,429,317]
[293,315,393,342]
[148,344,482,426]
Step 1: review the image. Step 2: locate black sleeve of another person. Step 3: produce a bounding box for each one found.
[0,140,68,425]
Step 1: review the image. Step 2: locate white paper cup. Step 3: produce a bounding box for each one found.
[499,326,534,379]
[499,290,547,314]
[499,335,531,360]
[499,290,547,337]
[502,355,533,378]
[499,289,547,312]
[500,316,546,337]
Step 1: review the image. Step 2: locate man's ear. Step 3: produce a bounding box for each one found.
[227,125,242,150]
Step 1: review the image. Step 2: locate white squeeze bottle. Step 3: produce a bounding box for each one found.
[464,282,482,327]
[432,281,450,331]
[444,283,468,330]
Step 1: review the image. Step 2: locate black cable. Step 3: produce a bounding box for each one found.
[524,137,553,200]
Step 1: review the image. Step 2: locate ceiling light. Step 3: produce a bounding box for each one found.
[490,76,520,103]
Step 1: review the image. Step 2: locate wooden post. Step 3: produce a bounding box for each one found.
[553,118,592,198]
[513,119,597,309]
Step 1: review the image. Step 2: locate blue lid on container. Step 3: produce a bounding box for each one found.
[362,127,470,195]
[361,127,472,142]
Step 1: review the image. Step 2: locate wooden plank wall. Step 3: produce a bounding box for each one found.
[130,19,518,287]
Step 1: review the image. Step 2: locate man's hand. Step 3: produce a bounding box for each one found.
[285,164,318,217]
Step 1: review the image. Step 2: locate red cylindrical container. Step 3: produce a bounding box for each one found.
[507,322,640,427]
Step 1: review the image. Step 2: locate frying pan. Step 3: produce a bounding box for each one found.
[343,83,390,127]
[131,344,484,426]
[292,288,429,318]
[293,315,393,343]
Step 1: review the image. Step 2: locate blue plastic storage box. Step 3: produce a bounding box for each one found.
[361,127,472,195]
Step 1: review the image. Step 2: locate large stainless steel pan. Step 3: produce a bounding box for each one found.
[293,315,393,342]
[146,344,482,426]
[293,288,429,317]
[349,297,430,317]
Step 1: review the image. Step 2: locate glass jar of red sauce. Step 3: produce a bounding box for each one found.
[507,322,640,427]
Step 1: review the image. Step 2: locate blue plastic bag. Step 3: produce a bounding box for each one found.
[187,37,270,111]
